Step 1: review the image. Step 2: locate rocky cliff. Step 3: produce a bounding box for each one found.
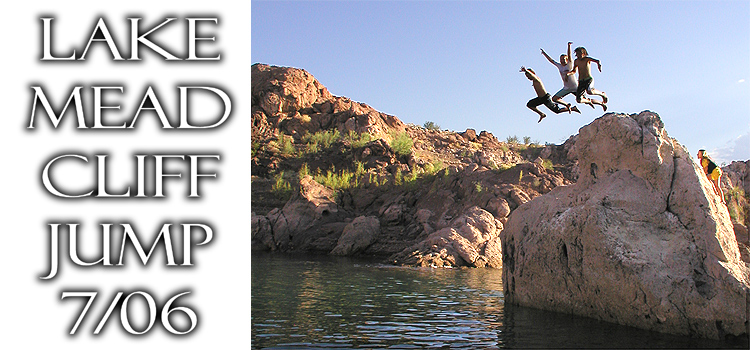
[251,63,572,267]
[501,111,749,339]
[251,64,750,339]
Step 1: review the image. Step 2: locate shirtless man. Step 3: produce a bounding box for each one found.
[569,46,608,111]
[541,42,593,109]
[520,66,580,123]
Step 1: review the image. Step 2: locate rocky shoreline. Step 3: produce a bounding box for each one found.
[251,63,750,339]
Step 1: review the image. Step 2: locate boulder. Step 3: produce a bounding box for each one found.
[331,216,381,256]
[486,197,511,219]
[502,112,750,339]
[391,206,503,268]
[461,128,478,142]
[266,175,341,250]
[251,212,273,250]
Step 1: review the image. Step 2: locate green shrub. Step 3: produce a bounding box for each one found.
[541,159,554,171]
[506,135,519,144]
[474,181,483,193]
[424,160,444,176]
[390,131,413,156]
[725,186,748,224]
[354,161,365,177]
[276,134,296,156]
[298,163,310,180]
[303,129,341,152]
[423,121,441,131]
[394,168,403,186]
[271,171,293,199]
[345,131,374,148]
[313,165,361,191]
[252,141,261,158]
[523,136,532,145]
[307,142,319,154]
[404,169,419,189]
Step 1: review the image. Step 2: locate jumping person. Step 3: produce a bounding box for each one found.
[520,66,580,123]
[541,42,593,109]
[697,149,725,204]
[569,46,608,111]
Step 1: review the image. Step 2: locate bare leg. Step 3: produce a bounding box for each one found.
[712,177,725,204]
[588,97,607,112]
[534,108,546,122]
[577,95,596,109]
[590,88,608,103]
[552,96,573,114]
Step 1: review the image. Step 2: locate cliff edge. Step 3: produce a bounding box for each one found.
[501,111,749,339]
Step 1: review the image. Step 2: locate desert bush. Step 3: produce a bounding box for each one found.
[423,121,441,131]
[271,171,293,200]
[354,161,366,177]
[498,163,514,172]
[252,141,261,158]
[303,129,341,151]
[298,163,310,180]
[725,186,748,225]
[541,159,554,171]
[391,131,413,156]
[344,131,374,148]
[424,160,445,176]
[474,181,483,193]
[277,134,296,156]
[394,168,403,186]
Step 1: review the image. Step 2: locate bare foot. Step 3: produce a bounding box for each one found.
[566,104,572,114]
[601,93,608,103]
[571,106,581,114]
[586,101,595,109]
[538,113,546,123]
[601,103,608,112]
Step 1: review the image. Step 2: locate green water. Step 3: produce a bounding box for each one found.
[251,251,747,349]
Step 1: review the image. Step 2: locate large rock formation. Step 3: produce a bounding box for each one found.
[501,111,749,339]
[252,63,406,146]
[255,175,349,251]
[252,64,572,266]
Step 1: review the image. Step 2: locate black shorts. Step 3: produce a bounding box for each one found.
[576,77,593,98]
[527,93,565,114]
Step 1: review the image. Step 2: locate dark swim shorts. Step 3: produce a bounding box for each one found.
[527,93,565,114]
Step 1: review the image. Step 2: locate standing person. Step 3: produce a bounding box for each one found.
[541,42,593,109]
[569,46,608,111]
[697,149,725,204]
[520,66,580,123]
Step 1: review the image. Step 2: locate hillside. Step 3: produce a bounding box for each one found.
[251,63,749,268]
[251,63,576,267]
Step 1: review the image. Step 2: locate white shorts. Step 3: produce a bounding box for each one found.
[553,87,577,99]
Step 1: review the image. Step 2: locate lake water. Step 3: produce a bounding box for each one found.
[251,251,747,349]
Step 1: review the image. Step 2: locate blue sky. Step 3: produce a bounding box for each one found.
[252,0,749,164]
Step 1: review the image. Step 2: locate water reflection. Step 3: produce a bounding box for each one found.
[252,251,747,349]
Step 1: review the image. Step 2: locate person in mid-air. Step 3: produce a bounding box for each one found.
[569,46,608,111]
[697,149,725,204]
[541,42,593,109]
[520,66,580,123]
